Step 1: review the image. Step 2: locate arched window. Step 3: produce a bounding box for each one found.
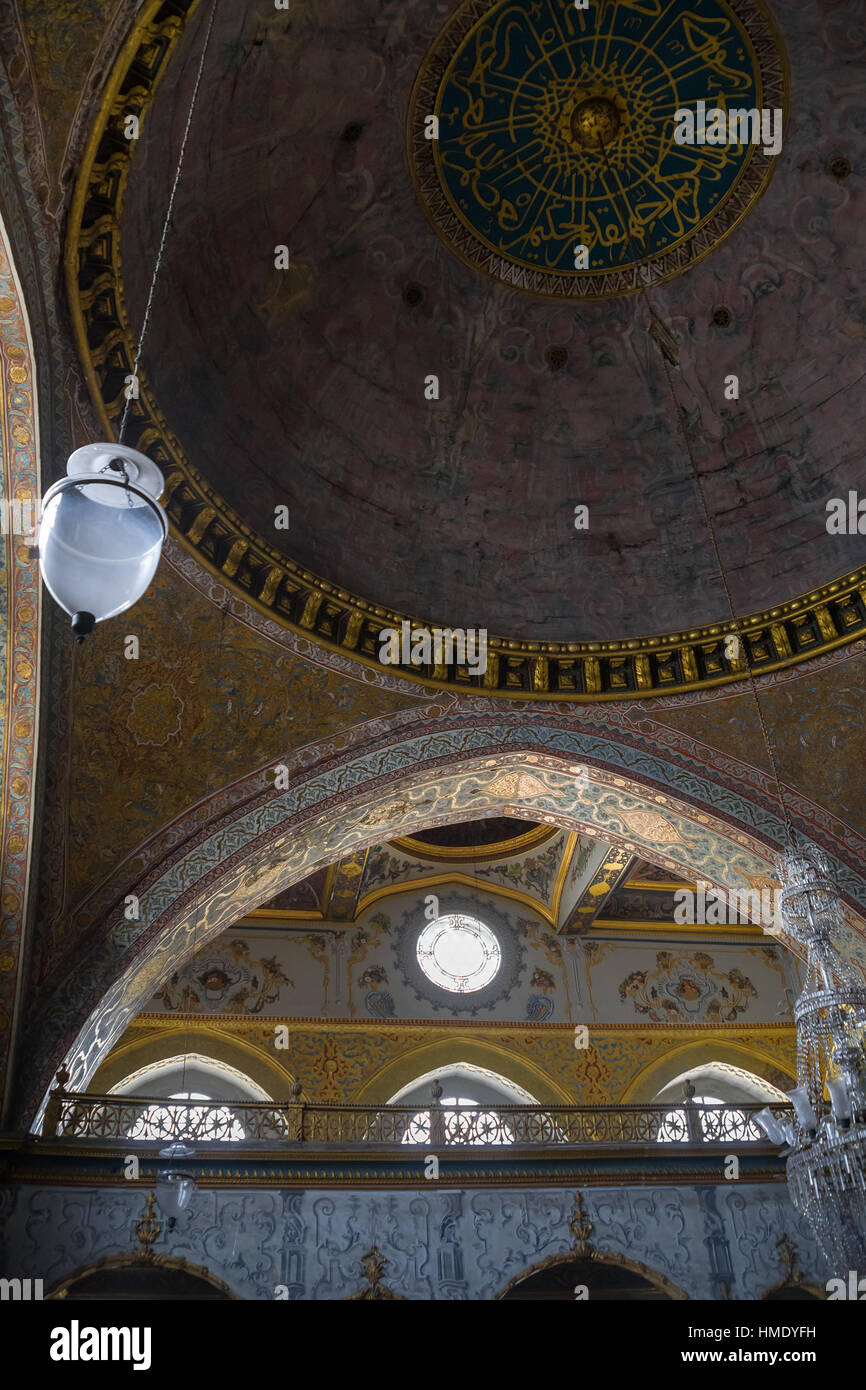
[391,1064,536,1147]
[402,1095,515,1146]
[126,1091,246,1143]
[109,1054,271,1103]
[110,1056,271,1144]
[654,1064,788,1144]
[656,1093,762,1143]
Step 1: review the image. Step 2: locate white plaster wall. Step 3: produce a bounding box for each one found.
[0,1182,829,1301]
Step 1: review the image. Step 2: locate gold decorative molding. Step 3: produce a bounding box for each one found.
[759,1235,826,1301]
[239,872,568,926]
[126,1015,796,1037]
[10,1146,787,1193]
[354,870,561,926]
[64,0,866,700]
[591,918,765,939]
[494,1239,690,1300]
[345,1246,405,1300]
[321,848,370,921]
[134,1191,161,1256]
[561,847,635,935]
[568,1192,595,1258]
[625,879,697,893]
[45,1250,239,1300]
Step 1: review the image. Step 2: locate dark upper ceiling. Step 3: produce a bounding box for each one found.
[406,818,540,849]
[117,0,866,644]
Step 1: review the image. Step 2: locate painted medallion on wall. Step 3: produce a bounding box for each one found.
[409,0,786,298]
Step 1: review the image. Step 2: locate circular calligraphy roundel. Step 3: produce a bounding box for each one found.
[408,0,787,299]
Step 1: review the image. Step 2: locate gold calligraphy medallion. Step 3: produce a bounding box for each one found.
[409,0,787,299]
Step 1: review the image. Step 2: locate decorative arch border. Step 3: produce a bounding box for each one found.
[759,1278,826,1301]
[0,215,42,1116]
[386,1061,539,1105]
[23,716,866,1126]
[494,1248,690,1301]
[357,1035,570,1106]
[620,1038,797,1104]
[60,701,866,945]
[45,1253,240,1301]
[90,1024,292,1102]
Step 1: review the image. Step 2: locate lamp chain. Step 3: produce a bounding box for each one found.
[118,0,219,445]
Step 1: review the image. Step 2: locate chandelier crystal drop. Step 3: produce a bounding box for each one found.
[774,845,866,1271]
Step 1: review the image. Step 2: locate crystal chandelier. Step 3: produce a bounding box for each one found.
[756,847,866,1271]
[587,181,866,1277]
[620,265,866,1276]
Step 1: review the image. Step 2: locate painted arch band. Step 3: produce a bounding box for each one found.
[26,714,866,1127]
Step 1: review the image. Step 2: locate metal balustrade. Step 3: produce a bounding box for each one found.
[42,1087,792,1150]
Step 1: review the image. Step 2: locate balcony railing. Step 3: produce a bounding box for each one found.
[41,1087,791,1150]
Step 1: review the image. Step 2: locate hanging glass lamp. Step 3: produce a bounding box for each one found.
[38,443,168,640]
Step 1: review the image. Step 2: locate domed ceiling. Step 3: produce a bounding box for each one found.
[70,0,866,692]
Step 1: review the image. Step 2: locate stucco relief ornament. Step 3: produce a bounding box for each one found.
[568,1193,596,1259]
[134,1193,162,1258]
[346,1246,404,1300]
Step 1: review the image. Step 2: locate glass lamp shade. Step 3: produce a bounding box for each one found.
[38,444,167,635]
[827,1076,852,1123]
[753,1107,784,1145]
[155,1169,195,1220]
[787,1084,819,1131]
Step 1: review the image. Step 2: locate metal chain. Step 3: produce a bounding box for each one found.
[119,0,219,444]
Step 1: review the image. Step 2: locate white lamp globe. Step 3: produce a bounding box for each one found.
[38,443,168,640]
[155,1169,196,1221]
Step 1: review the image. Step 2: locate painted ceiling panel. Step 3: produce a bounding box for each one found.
[62,561,415,908]
[111,0,866,646]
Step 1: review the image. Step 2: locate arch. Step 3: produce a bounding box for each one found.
[45,1254,239,1301]
[356,1034,572,1106]
[654,1062,789,1105]
[90,1027,293,1103]
[25,724,866,1126]
[495,1249,690,1301]
[387,1061,539,1106]
[105,1053,273,1102]
[621,1039,797,1103]
[761,1281,825,1301]
[0,212,43,1124]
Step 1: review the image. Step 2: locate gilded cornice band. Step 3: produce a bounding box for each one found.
[65,0,866,699]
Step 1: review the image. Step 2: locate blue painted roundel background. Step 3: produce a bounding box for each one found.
[432,0,762,279]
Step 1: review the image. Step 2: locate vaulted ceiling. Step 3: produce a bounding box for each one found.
[106,0,866,650]
[253,819,711,939]
[3,0,866,1129]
